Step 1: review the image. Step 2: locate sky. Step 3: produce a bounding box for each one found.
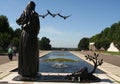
[0,0,120,48]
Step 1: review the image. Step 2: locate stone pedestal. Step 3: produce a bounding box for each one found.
[13,74,41,81]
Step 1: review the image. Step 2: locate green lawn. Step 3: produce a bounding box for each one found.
[98,51,120,56]
[0,50,7,54]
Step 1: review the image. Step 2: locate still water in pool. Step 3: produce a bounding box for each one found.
[39,51,103,73]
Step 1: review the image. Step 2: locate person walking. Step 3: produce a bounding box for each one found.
[8,47,13,61]
[12,46,17,56]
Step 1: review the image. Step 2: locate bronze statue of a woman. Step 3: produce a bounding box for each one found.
[16,1,40,78]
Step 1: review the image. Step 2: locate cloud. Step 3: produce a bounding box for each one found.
[41,26,63,35]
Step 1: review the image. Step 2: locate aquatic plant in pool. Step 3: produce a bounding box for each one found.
[39,51,104,73]
[44,58,78,62]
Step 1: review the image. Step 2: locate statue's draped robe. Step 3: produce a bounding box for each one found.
[16,10,40,77]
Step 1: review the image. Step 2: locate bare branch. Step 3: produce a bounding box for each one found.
[39,10,71,19]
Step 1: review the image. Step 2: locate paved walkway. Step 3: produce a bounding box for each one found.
[0,51,120,84]
[0,50,50,65]
[81,51,120,67]
[0,54,18,65]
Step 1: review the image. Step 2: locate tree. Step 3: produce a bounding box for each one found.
[13,28,21,37]
[0,15,9,33]
[11,37,20,49]
[102,40,111,50]
[90,34,101,42]
[94,41,102,50]
[0,33,11,49]
[114,41,120,50]
[8,27,14,36]
[90,21,120,51]
[0,15,14,49]
[11,28,21,49]
[78,37,89,50]
[95,40,111,50]
[39,37,51,50]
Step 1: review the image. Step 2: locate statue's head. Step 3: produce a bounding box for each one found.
[26,1,36,11]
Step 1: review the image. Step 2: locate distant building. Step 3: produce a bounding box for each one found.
[89,42,96,51]
[107,42,119,52]
[99,47,105,51]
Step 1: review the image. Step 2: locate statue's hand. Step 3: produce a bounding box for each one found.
[22,24,27,28]
[16,18,21,25]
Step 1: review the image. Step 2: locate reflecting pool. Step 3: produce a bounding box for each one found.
[39,51,104,73]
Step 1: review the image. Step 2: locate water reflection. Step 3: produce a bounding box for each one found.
[39,51,103,73]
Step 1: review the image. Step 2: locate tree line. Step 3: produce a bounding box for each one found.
[78,21,120,51]
[38,37,51,50]
[0,15,21,50]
